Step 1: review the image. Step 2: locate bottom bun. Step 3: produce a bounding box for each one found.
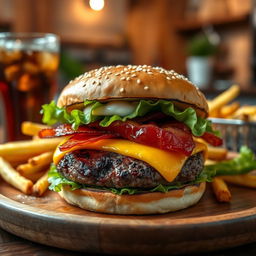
[59,182,206,215]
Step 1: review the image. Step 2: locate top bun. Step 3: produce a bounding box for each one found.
[57,65,208,117]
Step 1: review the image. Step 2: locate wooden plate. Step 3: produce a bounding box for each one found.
[0,180,255,255]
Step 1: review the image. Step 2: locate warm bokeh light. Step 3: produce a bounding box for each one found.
[89,0,104,11]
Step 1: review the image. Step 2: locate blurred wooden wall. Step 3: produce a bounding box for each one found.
[12,0,53,33]
[127,0,187,73]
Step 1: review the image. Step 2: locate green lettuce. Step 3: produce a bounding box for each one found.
[48,164,215,195]
[206,146,256,176]
[41,100,217,136]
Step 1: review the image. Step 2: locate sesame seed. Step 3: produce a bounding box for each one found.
[137,79,141,84]
[166,77,171,80]
[107,72,112,75]
[115,73,120,76]
[120,88,125,93]
[144,86,149,90]
[126,77,131,81]
[121,77,126,81]
[131,74,136,78]
[148,72,153,75]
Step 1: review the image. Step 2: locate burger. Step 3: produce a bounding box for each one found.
[39,65,222,215]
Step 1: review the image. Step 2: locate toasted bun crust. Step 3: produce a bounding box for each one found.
[57,65,208,118]
[59,182,206,215]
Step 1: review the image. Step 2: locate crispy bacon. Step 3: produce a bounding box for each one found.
[162,122,223,146]
[59,133,116,151]
[88,121,195,156]
[39,120,222,155]
[201,132,223,147]
[39,124,105,138]
[161,121,191,133]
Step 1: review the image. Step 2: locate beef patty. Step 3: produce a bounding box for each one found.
[57,150,204,188]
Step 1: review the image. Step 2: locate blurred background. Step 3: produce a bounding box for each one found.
[0,0,255,91]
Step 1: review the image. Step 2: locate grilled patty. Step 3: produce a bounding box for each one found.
[57,150,204,188]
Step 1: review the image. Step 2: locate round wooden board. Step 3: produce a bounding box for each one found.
[0,181,255,255]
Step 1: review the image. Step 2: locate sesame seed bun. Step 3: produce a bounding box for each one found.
[57,65,208,118]
[59,182,206,215]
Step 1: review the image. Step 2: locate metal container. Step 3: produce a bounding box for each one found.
[209,118,256,153]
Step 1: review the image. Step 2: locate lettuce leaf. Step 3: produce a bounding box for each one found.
[48,164,215,195]
[41,100,217,136]
[206,146,256,176]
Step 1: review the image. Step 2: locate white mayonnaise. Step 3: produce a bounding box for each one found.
[91,101,138,116]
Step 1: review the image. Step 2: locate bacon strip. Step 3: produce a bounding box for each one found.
[59,133,116,151]
[201,132,223,147]
[39,120,222,155]
[39,124,105,138]
[89,121,195,156]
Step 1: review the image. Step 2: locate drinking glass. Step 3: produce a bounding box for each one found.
[0,33,59,141]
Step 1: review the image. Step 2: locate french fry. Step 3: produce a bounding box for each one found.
[9,160,28,168]
[230,105,256,121]
[28,151,53,166]
[0,157,33,194]
[221,174,256,188]
[17,162,50,176]
[208,109,221,118]
[32,171,49,196]
[0,138,63,162]
[21,121,49,136]
[250,113,256,122]
[207,146,228,161]
[208,85,240,115]
[212,177,231,202]
[219,102,240,118]
[205,159,216,165]
[22,170,45,183]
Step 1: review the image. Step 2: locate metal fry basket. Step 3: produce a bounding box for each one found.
[209,118,256,153]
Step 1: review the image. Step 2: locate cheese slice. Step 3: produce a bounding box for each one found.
[53,139,207,182]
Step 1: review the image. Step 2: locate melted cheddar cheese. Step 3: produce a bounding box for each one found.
[53,139,207,182]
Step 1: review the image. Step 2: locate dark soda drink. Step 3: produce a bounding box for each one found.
[0,33,59,141]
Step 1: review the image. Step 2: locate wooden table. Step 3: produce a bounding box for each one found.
[1,228,256,256]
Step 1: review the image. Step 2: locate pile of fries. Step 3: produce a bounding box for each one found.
[208,84,256,121]
[207,143,256,203]
[0,122,62,196]
[207,84,256,202]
